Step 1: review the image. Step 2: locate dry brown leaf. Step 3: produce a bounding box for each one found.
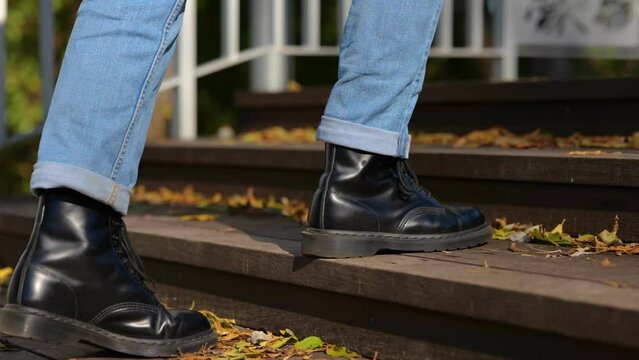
[568,150,607,156]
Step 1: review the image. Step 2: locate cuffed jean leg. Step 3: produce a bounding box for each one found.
[318,0,442,158]
[31,0,186,215]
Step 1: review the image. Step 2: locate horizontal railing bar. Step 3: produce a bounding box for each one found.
[161,45,275,91]
[162,42,508,92]
[196,45,273,78]
[430,47,504,58]
[282,45,505,59]
[281,46,340,56]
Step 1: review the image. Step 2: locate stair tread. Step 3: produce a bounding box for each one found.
[1,198,638,351]
[142,142,639,187]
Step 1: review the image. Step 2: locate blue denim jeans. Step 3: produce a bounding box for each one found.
[31,0,442,215]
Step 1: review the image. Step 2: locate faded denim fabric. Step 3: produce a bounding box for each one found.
[31,0,186,214]
[319,0,442,158]
[32,0,441,214]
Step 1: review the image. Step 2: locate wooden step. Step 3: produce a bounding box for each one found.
[235,78,639,135]
[139,142,639,241]
[1,198,638,360]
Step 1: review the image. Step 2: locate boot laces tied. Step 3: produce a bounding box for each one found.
[397,160,430,199]
[111,217,157,292]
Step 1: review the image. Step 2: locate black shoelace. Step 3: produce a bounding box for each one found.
[397,160,431,200]
[111,217,157,292]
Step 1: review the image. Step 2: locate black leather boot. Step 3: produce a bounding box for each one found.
[304,144,491,258]
[0,189,216,357]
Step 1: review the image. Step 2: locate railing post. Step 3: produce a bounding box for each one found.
[337,0,351,39]
[302,0,320,49]
[174,0,198,140]
[0,0,6,145]
[466,0,484,52]
[435,0,454,52]
[500,0,517,80]
[250,0,288,92]
[39,0,55,117]
[221,0,239,60]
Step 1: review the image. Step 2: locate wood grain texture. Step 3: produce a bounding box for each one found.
[234,78,639,135]
[141,143,639,188]
[1,200,638,354]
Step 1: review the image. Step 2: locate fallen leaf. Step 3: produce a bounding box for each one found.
[568,150,607,156]
[326,345,359,358]
[294,336,324,350]
[600,258,613,267]
[180,214,219,222]
[601,280,627,288]
[0,267,12,287]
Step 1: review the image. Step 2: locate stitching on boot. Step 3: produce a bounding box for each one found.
[319,145,337,229]
[90,302,159,325]
[396,207,446,233]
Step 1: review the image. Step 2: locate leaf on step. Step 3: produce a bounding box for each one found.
[326,345,359,358]
[550,219,566,234]
[280,328,298,341]
[568,150,608,156]
[0,267,12,287]
[249,331,272,344]
[180,214,219,222]
[576,234,597,244]
[268,336,293,349]
[598,230,623,246]
[294,336,324,350]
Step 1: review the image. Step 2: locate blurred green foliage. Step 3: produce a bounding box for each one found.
[5,0,79,136]
[0,0,79,196]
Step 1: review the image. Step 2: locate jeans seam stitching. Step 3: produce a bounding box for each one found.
[397,1,442,157]
[109,0,185,182]
[107,183,118,206]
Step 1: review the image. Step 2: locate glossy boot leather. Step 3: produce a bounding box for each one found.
[303,144,491,258]
[0,189,216,357]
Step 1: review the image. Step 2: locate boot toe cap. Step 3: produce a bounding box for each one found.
[167,309,213,338]
[451,206,487,230]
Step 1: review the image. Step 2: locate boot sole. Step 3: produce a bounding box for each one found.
[302,223,492,258]
[0,304,217,357]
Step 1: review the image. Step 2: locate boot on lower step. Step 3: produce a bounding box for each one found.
[0,188,216,357]
[303,144,491,258]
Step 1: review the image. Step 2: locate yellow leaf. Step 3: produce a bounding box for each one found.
[551,219,566,234]
[268,336,293,349]
[326,345,359,358]
[180,214,219,222]
[0,267,13,286]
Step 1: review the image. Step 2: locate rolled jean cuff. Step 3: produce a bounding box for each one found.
[316,116,411,158]
[30,161,131,215]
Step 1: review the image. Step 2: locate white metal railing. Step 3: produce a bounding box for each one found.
[161,0,516,140]
[3,0,636,146]
[0,0,515,146]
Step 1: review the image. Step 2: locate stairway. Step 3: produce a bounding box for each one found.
[1,198,638,360]
[2,78,639,359]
